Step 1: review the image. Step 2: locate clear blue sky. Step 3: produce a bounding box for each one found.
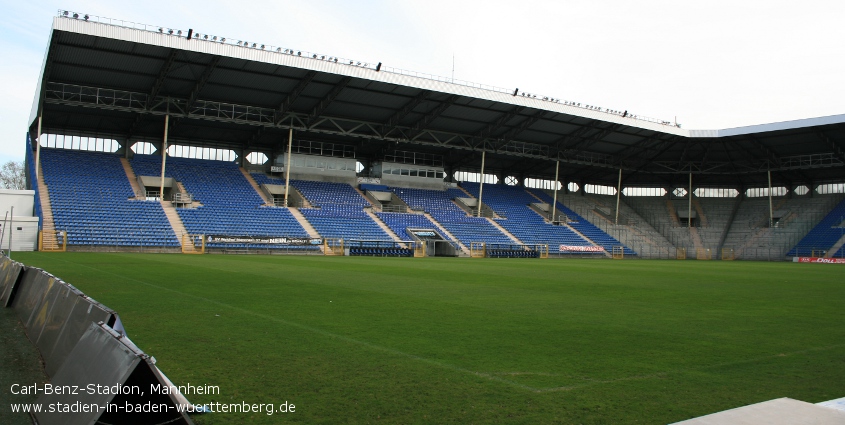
[1,0,843,164]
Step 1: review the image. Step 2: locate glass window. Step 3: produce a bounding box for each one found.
[816,183,845,194]
[584,184,617,195]
[745,187,787,197]
[622,187,666,197]
[694,188,739,198]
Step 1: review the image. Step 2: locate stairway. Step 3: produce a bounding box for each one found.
[524,189,608,256]
[36,163,60,250]
[354,187,379,208]
[160,201,194,252]
[666,200,681,226]
[287,208,321,239]
[365,209,404,243]
[825,234,845,258]
[120,158,145,199]
[239,168,274,206]
[689,227,704,252]
[692,198,709,227]
[486,218,522,244]
[288,208,325,253]
[423,212,470,255]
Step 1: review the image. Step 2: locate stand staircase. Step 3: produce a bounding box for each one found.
[36,164,60,251]
[486,218,522,245]
[286,208,326,254]
[825,234,845,258]
[666,199,682,226]
[160,201,196,253]
[120,158,146,199]
[240,168,274,206]
[364,209,406,246]
[423,212,470,256]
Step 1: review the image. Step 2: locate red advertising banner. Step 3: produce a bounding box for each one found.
[794,257,845,264]
[559,245,604,252]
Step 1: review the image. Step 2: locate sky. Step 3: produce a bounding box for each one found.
[1,0,843,164]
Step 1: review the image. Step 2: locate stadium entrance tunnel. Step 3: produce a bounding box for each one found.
[407,228,458,257]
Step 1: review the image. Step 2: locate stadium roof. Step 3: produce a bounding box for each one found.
[29,12,845,189]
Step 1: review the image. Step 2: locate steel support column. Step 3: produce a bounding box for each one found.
[768,169,774,227]
[688,173,692,229]
[477,150,486,218]
[551,160,560,222]
[35,115,42,180]
[284,121,294,207]
[615,168,622,225]
[159,115,169,200]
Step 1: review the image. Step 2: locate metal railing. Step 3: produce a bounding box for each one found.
[172,192,192,203]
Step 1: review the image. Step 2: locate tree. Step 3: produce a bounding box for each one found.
[0,161,25,190]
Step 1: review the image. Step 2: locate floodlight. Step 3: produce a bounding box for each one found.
[276,47,281,52]
[63,10,68,16]
[212,36,217,41]
[83,14,89,21]
[334,58,338,63]
[220,37,225,42]
[168,29,173,34]
[252,43,256,47]
[204,34,209,39]
[73,13,78,18]
[297,51,301,56]
[159,28,164,33]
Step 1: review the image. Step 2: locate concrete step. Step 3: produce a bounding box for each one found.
[666,199,681,227]
[692,198,709,227]
[288,207,325,254]
[160,201,189,250]
[825,233,845,258]
[486,218,522,244]
[120,158,145,199]
[354,187,379,208]
[287,208,321,239]
[364,209,403,243]
[239,168,274,206]
[36,163,59,250]
[423,212,469,256]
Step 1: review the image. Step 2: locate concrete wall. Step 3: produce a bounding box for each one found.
[0,190,35,217]
[274,154,359,185]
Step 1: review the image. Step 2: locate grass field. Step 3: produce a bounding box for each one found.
[10,252,845,424]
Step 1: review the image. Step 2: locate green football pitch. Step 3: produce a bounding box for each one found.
[10,252,845,424]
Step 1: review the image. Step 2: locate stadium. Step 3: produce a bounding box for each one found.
[1,8,844,424]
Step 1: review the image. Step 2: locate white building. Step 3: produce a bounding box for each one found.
[0,189,38,251]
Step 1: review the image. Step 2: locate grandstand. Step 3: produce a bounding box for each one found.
[17,9,845,260]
